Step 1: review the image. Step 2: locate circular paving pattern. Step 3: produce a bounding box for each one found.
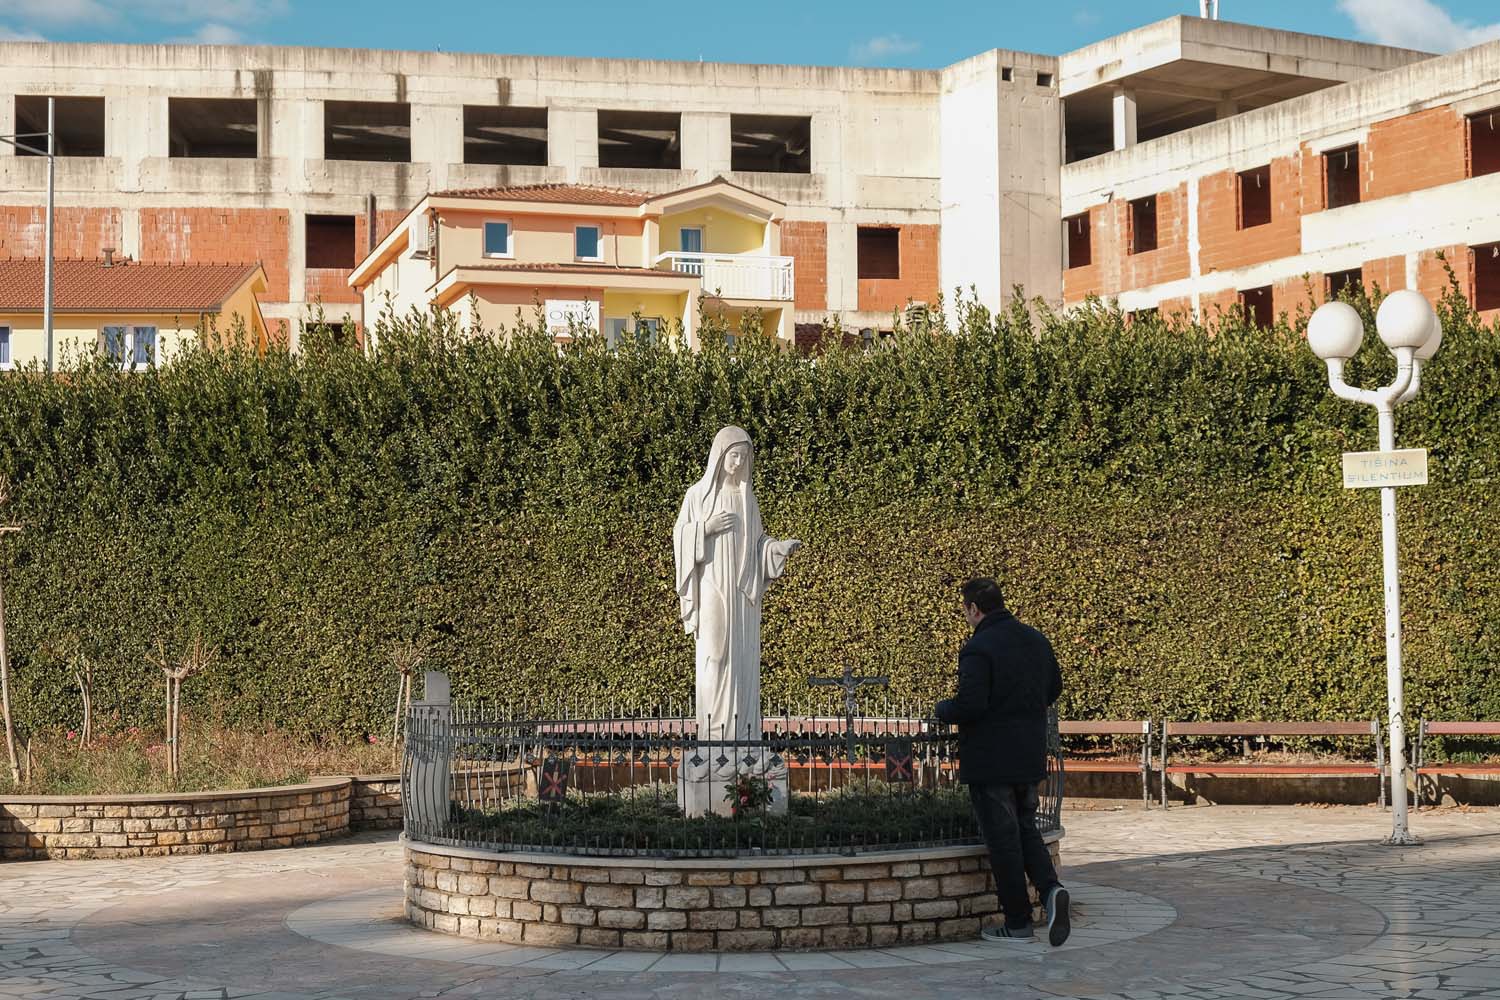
[1,808,1496,999]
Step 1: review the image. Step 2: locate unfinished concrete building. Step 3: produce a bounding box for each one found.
[0,15,1496,349]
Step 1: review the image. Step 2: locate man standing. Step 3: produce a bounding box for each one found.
[936,578,1068,945]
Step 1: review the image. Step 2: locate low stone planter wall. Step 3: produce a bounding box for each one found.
[404,832,1062,952]
[0,777,352,860]
[349,774,403,831]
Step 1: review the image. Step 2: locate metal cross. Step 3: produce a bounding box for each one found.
[808,661,889,765]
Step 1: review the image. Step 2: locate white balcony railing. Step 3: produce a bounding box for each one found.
[655,252,794,301]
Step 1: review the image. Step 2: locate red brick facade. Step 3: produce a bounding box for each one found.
[779,221,828,311]
[1365,107,1468,202]
[140,208,292,302]
[0,207,122,261]
[1198,159,1304,274]
[1064,184,1190,301]
[857,224,939,314]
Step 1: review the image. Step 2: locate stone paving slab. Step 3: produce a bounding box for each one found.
[1,809,1497,998]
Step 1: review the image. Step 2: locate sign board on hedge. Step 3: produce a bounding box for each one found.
[1342,449,1428,489]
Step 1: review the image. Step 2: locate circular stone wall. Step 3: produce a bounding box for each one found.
[404,832,1062,952]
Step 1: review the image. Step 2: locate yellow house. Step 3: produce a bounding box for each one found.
[349,178,795,349]
[0,257,269,370]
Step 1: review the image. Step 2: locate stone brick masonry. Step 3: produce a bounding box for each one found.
[404,838,1061,952]
[0,777,353,860]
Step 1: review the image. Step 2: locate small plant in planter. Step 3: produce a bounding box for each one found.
[724,774,774,819]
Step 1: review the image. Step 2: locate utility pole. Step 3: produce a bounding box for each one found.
[0,97,57,374]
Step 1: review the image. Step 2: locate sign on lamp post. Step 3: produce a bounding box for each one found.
[1307,291,1441,846]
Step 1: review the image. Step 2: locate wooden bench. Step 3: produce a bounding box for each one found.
[1059,720,1154,803]
[1160,720,1384,809]
[1414,721,1500,808]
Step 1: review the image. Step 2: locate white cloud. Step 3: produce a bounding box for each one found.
[1072,9,1101,27]
[0,24,48,40]
[167,23,245,45]
[1339,0,1500,53]
[3,0,286,28]
[3,0,112,24]
[851,33,921,64]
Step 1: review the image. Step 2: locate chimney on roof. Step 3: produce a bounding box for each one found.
[102,247,116,268]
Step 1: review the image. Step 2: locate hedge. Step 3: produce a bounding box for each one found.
[0,288,1497,738]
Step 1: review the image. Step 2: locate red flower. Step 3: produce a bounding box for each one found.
[66,730,77,741]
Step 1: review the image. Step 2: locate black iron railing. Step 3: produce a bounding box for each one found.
[403,702,1062,858]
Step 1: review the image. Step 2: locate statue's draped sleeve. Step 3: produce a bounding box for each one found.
[674,487,707,634]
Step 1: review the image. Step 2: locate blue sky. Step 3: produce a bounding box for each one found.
[2,1,1498,66]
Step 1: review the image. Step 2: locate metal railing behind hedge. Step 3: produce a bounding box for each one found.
[402,696,1063,858]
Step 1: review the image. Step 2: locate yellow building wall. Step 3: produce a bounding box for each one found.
[602,291,689,327]
[439,210,647,269]
[216,281,268,350]
[0,312,210,369]
[659,208,766,256]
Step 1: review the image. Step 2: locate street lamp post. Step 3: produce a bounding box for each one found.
[1307,290,1442,846]
[0,96,57,373]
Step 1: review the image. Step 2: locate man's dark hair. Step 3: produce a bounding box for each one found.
[961,578,1006,615]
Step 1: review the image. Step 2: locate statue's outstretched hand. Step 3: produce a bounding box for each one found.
[785,539,803,553]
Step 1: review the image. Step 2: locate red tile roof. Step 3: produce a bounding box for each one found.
[0,258,262,312]
[429,183,652,207]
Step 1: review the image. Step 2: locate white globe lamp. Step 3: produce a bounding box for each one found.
[1415,312,1443,361]
[1307,300,1365,361]
[1376,290,1436,351]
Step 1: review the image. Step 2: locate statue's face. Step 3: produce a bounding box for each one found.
[722,443,749,480]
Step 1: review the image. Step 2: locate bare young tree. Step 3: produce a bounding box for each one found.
[389,639,426,770]
[0,476,22,785]
[70,639,94,749]
[148,638,218,782]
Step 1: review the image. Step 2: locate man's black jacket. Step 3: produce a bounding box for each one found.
[935,609,1062,786]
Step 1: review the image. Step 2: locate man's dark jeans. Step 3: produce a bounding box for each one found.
[969,782,1061,929]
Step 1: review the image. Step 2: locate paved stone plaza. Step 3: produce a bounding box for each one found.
[2,806,1498,999]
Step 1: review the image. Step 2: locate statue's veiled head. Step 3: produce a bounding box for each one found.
[707,426,754,487]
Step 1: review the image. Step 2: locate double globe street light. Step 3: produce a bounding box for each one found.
[1307,289,1442,846]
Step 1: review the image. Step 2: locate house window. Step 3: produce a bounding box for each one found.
[483,221,512,258]
[1474,243,1500,312]
[324,101,411,162]
[596,110,681,169]
[168,98,257,158]
[14,96,105,156]
[463,105,547,166]
[604,318,629,349]
[730,114,811,173]
[1037,72,1054,88]
[1326,268,1363,300]
[1128,196,1158,254]
[856,227,900,279]
[1065,213,1091,269]
[575,225,603,262]
[0,326,10,369]
[1001,67,1014,82]
[1237,165,1271,229]
[1324,145,1360,209]
[679,227,703,255]
[1239,286,1273,330]
[1467,107,1500,178]
[102,325,156,370]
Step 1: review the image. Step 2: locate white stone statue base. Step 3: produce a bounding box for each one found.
[677,744,790,819]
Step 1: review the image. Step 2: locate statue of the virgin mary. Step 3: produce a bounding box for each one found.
[673,426,800,816]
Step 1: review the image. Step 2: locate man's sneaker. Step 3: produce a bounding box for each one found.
[980,923,1035,943]
[1044,886,1071,947]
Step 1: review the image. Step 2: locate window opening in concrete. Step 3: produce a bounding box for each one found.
[167,98,257,158]
[1324,145,1360,209]
[1467,108,1500,179]
[597,110,681,169]
[463,106,547,166]
[1065,213,1091,269]
[14,96,105,156]
[1239,285,1273,329]
[1001,67,1014,82]
[1237,165,1271,229]
[306,215,357,269]
[730,114,811,173]
[324,101,411,162]
[1037,72,1054,88]
[856,227,900,280]
[1475,243,1500,312]
[1326,268,1363,301]
[1128,196,1157,254]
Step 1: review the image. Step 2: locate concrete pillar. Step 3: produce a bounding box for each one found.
[548,108,598,181]
[413,102,461,191]
[826,221,859,313]
[680,112,729,183]
[1112,87,1138,151]
[1215,99,1239,120]
[0,99,14,156]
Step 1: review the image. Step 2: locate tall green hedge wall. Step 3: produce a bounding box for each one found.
[1,292,1497,738]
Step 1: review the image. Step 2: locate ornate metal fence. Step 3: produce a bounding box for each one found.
[403,686,1063,859]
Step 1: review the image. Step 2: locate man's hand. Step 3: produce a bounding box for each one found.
[707,511,737,535]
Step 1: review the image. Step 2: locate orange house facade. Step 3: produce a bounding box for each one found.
[349,178,795,348]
